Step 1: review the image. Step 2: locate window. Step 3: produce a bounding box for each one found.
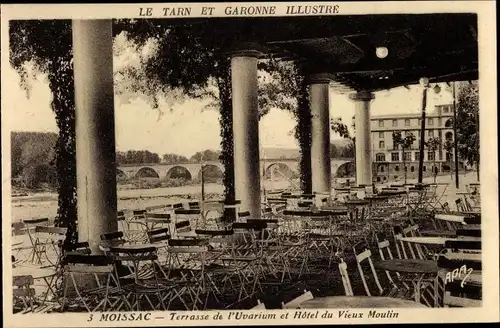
[439,152,443,161]
[380,166,385,173]
[395,165,400,172]
[428,118,434,125]
[391,152,400,161]
[428,130,434,137]
[404,152,412,161]
[423,166,427,172]
[415,152,420,161]
[410,166,415,172]
[379,141,385,149]
[379,120,384,127]
[428,151,435,161]
[376,153,386,162]
[443,106,449,113]
[379,132,384,138]
[392,119,398,127]
[405,119,411,126]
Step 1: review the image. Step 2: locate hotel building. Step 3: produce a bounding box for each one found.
[369,104,459,183]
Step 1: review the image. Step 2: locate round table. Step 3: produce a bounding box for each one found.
[373,259,438,274]
[435,214,465,223]
[299,296,427,308]
[399,236,455,246]
[419,230,457,237]
[373,259,439,305]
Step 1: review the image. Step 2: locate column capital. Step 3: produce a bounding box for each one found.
[305,73,335,84]
[226,42,266,58]
[349,90,375,101]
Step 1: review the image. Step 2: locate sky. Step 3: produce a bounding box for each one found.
[4,37,453,158]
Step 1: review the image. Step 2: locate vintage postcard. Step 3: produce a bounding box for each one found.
[1,1,498,327]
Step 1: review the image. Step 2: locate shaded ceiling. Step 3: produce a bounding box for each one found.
[159,13,479,93]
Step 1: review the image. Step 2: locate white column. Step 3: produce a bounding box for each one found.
[350,91,375,186]
[230,50,261,219]
[308,74,332,194]
[73,20,117,253]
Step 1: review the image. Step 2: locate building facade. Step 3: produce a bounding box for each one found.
[369,104,459,183]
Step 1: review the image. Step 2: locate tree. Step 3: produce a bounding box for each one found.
[10,20,77,245]
[456,81,479,181]
[190,149,221,163]
[162,153,189,164]
[425,137,441,183]
[113,20,328,197]
[392,131,416,184]
[443,139,454,180]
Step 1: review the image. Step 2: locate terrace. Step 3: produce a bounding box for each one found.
[11,14,480,312]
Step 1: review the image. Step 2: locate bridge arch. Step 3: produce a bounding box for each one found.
[117,169,128,181]
[264,162,298,180]
[165,165,192,181]
[334,161,355,178]
[135,167,160,179]
[198,164,224,182]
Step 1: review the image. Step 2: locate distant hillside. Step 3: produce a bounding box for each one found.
[11,131,58,189]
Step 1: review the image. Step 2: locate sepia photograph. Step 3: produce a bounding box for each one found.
[1,1,498,326]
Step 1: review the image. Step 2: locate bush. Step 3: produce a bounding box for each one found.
[22,163,57,189]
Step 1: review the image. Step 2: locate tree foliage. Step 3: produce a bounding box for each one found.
[162,153,189,164]
[190,149,221,163]
[10,20,77,245]
[392,131,416,183]
[456,81,479,168]
[116,150,161,165]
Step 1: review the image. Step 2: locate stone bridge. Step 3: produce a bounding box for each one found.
[118,158,354,181]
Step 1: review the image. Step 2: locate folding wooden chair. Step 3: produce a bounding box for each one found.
[281,289,314,309]
[29,226,67,266]
[22,218,51,264]
[61,254,130,312]
[338,258,354,296]
[438,254,482,308]
[375,235,412,298]
[110,246,169,311]
[13,275,59,314]
[352,244,386,297]
[164,238,211,310]
[99,231,127,254]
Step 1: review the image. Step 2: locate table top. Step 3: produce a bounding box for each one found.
[13,266,56,279]
[107,243,165,251]
[373,259,438,273]
[299,296,427,309]
[419,230,457,237]
[343,199,370,205]
[400,236,454,245]
[435,214,465,223]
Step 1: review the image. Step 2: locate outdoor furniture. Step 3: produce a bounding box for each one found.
[375,236,412,298]
[281,289,314,309]
[437,254,482,308]
[60,254,130,312]
[299,296,427,308]
[251,299,266,309]
[13,275,60,314]
[373,259,438,305]
[109,245,169,311]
